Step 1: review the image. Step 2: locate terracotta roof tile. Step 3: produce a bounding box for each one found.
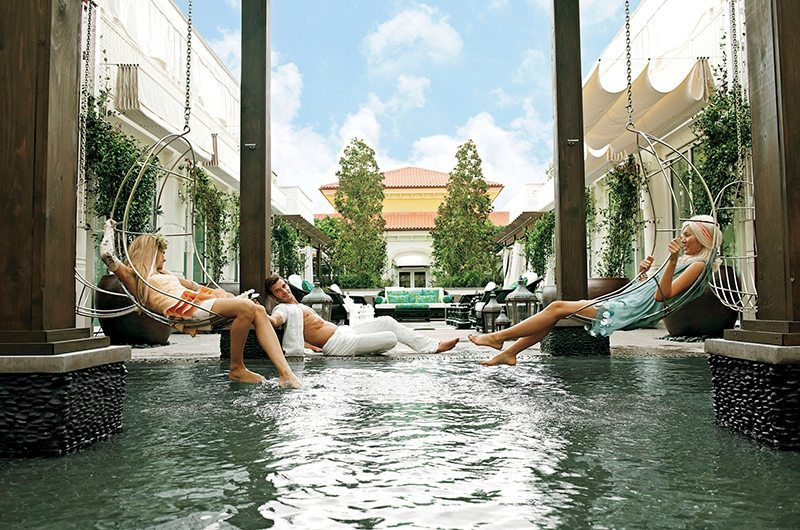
[319,166,503,190]
[314,211,509,230]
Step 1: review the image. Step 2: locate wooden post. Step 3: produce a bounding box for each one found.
[240,0,272,294]
[551,0,588,301]
[0,0,106,352]
[723,0,800,344]
[705,0,800,450]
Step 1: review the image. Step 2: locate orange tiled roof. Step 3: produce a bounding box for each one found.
[314,211,510,230]
[319,166,503,190]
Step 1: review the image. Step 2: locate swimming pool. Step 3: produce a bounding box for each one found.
[3,355,800,528]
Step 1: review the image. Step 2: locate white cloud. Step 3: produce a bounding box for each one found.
[362,4,463,77]
[271,62,302,124]
[402,110,551,216]
[513,48,547,84]
[268,57,339,212]
[338,107,382,155]
[225,0,241,10]
[208,28,241,78]
[489,0,509,11]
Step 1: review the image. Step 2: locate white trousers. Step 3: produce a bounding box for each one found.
[321,316,439,356]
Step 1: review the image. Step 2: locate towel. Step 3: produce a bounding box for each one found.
[272,303,305,355]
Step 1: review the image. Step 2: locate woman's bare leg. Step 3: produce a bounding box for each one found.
[253,307,301,388]
[470,300,598,364]
[211,299,299,387]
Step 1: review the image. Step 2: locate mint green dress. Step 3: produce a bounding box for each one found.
[587,261,709,337]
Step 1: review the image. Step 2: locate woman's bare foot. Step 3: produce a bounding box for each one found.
[278,373,302,389]
[480,350,518,367]
[468,333,504,350]
[228,367,266,384]
[436,338,459,353]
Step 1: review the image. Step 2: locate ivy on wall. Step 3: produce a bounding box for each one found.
[84,91,159,240]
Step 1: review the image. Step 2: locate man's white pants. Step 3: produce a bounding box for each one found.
[321,316,438,356]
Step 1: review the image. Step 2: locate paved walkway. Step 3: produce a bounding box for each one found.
[130,321,705,363]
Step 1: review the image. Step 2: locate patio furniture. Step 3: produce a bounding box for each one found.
[373,287,452,321]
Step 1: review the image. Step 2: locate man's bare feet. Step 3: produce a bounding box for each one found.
[436,337,459,353]
[278,373,302,389]
[468,333,504,350]
[228,367,266,384]
[480,350,518,366]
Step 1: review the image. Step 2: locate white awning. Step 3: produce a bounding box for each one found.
[583,58,715,181]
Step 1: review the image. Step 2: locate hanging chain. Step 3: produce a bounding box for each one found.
[183,0,193,132]
[624,0,634,127]
[729,0,745,183]
[78,0,95,229]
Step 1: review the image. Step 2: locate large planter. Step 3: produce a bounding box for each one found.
[663,266,738,337]
[95,274,172,345]
[541,277,630,307]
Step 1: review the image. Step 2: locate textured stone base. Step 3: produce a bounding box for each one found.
[541,325,610,356]
[219,329,287,360]
[708,354,800,450]
[0,362,126,457]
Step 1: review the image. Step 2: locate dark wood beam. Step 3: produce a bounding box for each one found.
[551,0,587,300]
[240,0,272,293]
[746,0,800,322]
[0,0,81,330]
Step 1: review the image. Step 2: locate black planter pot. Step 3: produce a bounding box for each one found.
[663,266,738,337]
[95,274,172,346]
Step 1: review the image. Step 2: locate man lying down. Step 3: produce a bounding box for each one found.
[265,274,459,356]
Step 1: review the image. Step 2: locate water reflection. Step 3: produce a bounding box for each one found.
[4,359,800,529]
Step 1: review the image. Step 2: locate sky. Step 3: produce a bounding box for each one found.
[174,0,639,214]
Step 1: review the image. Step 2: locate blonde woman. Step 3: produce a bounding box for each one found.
[100,220,301,387]
[470,215,722,366]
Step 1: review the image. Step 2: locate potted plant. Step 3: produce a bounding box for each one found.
[85,90,170,345]
[663,60,749,337]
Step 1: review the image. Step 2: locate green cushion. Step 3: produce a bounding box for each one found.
[301,279,314,291]
[375,296,385,304]
[442,295,453,303]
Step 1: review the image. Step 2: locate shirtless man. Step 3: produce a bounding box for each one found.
[265,274,459,356]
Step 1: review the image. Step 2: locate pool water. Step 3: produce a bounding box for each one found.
[3,355,800,529]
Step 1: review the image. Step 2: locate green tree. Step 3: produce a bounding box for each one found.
[431,139,498,287]
[524,210,555,278]
[691,59,751,229]
[271,215,305,277]
[596,155,646,278]
[85,92,159,238]
[315,215,344,284]
[333,138,387,288]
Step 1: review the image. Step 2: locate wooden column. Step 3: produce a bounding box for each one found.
[724,0,800,344]
[0,0,106,352]
[240,0,272,294]
[551,0,587,301]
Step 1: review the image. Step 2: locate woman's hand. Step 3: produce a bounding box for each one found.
[667,237,681,262]
[638,255,654,276]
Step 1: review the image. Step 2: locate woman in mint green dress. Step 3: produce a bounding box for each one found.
[470,215,722,366]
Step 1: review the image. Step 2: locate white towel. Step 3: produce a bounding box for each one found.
[272,303,305,355]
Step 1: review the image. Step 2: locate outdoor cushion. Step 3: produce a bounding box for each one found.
[442,295,453,303]
[375,296,385,304]
[396,303,430,309]
[301,279,314,291]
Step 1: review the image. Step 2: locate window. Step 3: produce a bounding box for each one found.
[398,267,427,287]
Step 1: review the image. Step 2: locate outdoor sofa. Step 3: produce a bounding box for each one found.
[374,287,453,321]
